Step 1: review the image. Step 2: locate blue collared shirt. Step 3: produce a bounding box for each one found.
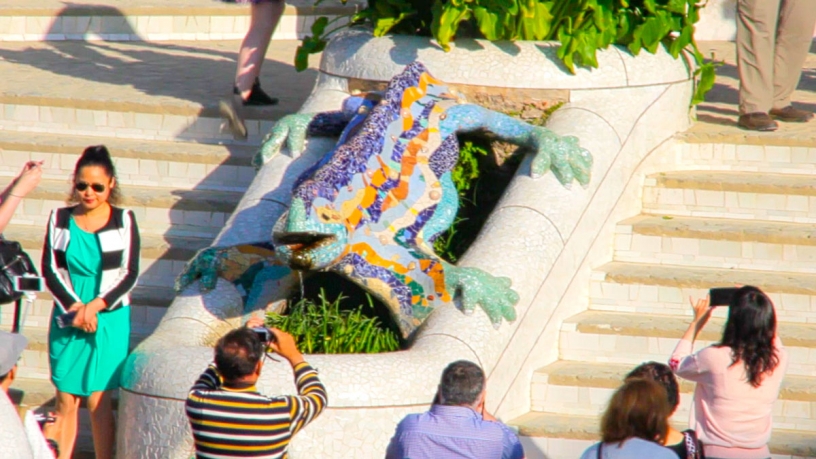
[385,405,525,459]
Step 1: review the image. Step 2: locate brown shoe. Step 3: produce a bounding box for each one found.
[738,112,778,131]
[769,105,814,122]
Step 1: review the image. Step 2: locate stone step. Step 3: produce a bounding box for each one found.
[642,171,816,224]
[508,411,816,459]
[559,311,816,377]
[0,285,174,333]
[9,178,241,236]
[531,360,816,431]
[5,223,210,289]
[0,130,257,191]
[0,0,359,42]
[0,40,317,143]
[674,141,816,176]
[615,214,816,273]
[589,261,816,323]
[1,321,152,381]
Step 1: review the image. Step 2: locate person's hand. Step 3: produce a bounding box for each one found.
[10,161,43,198]
[690,296,713,329]
[267,328,304,366]
[245,315,266,329]
[82,307,98,333]
[80,298,107,333]
[71,304,87,328]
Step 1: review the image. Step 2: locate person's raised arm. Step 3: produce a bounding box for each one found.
[670,296,713,380]
[268,328,327,436]
[0,161,42,234]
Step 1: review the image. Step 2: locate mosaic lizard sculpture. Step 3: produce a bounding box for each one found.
[176,62,592,337]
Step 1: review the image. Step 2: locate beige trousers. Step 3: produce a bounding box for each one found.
[736,0,816,114]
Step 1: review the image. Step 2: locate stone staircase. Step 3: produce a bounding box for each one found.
[0,1,352,456]
[509,139,816,459]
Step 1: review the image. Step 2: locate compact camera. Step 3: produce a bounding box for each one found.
[250,327,277,344]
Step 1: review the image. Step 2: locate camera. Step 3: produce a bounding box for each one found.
[251,327,276,344]
[12,274,44,293]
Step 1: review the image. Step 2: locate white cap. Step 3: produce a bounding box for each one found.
[0,331,28,376]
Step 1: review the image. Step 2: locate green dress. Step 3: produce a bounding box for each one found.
[48,217,131,397]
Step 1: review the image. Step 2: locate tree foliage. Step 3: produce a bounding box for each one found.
[297,0,715,104]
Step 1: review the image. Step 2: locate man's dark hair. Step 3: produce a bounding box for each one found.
[438,360,485,406]
[215,328,265,382]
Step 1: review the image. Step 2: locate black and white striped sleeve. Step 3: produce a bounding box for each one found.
[41,209,81,314]
[97,209,140,311]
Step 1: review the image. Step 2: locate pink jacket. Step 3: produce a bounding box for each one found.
[670,337,788,459]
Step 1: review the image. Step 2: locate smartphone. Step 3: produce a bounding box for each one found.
[12,276,43,292]
[709,287,739,307]
[56,311,77,329]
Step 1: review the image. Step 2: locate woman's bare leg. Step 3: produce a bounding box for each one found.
[86,390,115,459]
[52,390,81,459]
[234,0,286,99]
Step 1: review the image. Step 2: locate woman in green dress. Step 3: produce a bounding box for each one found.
[42,146,140,459]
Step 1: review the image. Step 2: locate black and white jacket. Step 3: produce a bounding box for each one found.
[42,206,140,314]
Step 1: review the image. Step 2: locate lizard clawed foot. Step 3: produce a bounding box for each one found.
[445,266,519,329]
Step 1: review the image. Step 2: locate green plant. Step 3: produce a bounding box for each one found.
[267,289,401,354]
[297,0,716,104]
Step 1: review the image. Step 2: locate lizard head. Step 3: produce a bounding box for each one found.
[274,197,348,271]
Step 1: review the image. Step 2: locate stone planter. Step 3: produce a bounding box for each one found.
[118,28,694,459]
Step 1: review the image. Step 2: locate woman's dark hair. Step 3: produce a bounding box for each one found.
[625,362,680,413]
[215,328,265,382]
[720,285,780,387]
[69,145,120,205]
[601,378,670,445]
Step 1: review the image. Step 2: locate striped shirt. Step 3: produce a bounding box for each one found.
[186,362,327,459]
[42,206,140,313]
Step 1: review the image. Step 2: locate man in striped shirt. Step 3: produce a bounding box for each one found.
[186,317,327,458]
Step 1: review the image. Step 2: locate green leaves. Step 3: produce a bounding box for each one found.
[268,290,401,354]
[296,0,716,104]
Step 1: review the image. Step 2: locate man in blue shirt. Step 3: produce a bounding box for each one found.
[386,360,525,459]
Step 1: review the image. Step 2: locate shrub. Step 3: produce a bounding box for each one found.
[266,289,401,354]
[297,0,715,104]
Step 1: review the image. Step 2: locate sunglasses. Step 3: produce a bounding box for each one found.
[75,182,106,193]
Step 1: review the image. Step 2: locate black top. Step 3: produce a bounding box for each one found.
[666,430,704,459]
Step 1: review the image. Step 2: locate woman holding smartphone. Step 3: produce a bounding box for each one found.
[670,286,788,459]
[41,146,140,459]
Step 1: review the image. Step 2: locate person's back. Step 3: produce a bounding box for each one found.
[186,321,326,459]
[386,360,524,459]
[671,287,788,459]
[677,340,787,455]
[579,438,679,459]
[579,379,679,459]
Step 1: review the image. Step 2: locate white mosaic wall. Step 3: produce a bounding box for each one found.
[118,30,694,458]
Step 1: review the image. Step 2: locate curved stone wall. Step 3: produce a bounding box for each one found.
[118,29,693,458]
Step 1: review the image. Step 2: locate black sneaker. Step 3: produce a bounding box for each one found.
[237,78,279,106]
